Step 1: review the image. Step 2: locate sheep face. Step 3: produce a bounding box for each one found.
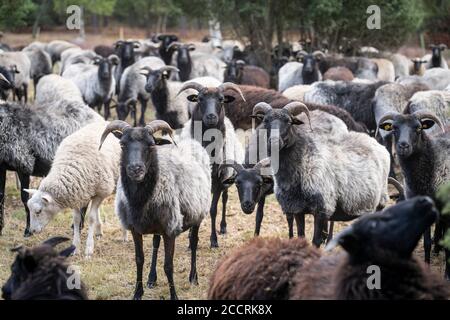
[188,89,235,128]
[114,41,139,63]
[25,190,62,234]
[144,69,172,93]
[378,114,438,158]
[329,196,437,261]
[94,55,119,80]
[0,65,17,99]
[233,169,272,214]
[224,60,245,84]
[117,98,137,122]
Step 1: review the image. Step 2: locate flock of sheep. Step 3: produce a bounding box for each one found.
[0,33,449,300]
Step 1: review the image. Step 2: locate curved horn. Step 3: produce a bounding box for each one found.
[218,82,246,101]
[375,111,399,137]
[158,65,180,74]
[187,43,196,50]
[236,59,246,65]
[42,236,70,248]
[218,161,244,175]
[177,81,206,96]
[253,158,271,172]
[0,73,10,85]
[167,42,181,52]
[252,102,272,117]
[283,101,312,131]
[146,120,176,145]
[439,44,447,50]
[297,50,308,57]
[312,50,325,59]
[388,177,404,198]
[413,111,445,133]
[99,120,131,150]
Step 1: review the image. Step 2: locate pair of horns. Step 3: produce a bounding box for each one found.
[11,236,70,253]
[166,42,195,52]
[177,82,246,101]
[252,101,312,130]
[140,65,180,75]
[219,158,271,175]
[98,120,175,150]
[376,111,445,137]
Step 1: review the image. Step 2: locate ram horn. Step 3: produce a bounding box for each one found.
[252,102,272,117]
[236,59,246,65]
[253,158,271,172]
[0,73,10,86]
[388,177,404,198]
[312,50,325,59]
[375,111,399,137]
[146,120,176,145]
[158,65,180,74]
[413,111,445,133]
[283,101,312,131]
[177,81,206,96]
[296,50,308,58]
[42,236,71,248]
[99,120,131,150]
[166,42,181,52]
[218,82,246,101]
[218,161,245,175]
[439,44,447,50]
[114,40,124,48]
[187,43,196,50]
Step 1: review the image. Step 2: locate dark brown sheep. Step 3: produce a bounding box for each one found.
[323,66,354,81]
[224,60,270,88]
[208,237,320,300]
[224,85,367,132]
[94,44,116,58]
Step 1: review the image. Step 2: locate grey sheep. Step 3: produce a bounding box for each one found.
[0,51,31,102]
[22,47,52,95]
[35,74,84,105]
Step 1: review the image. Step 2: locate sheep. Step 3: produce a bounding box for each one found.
[224,84,367,132]
[45,40,79,65]
[318,56,378,80]
[100,120,211,300]
[282,84,311,101]
[189,51,226,82]
[323,66,354,81]
[386,53,412,78]
[0,98,102,236]
[423,44,448,69]
[223,59,270,88]
[22,47,52,95]
[0,51,31,102]
[304,80,389,132]
[371,58,395,82]
[177,82,245,248]
[25,121,120,257]
[113,40,141,94]
[2,237,88,300]
[35,74,84,105]
[410,57,427,75]
[63,55,119,120]
[94,44,116,58]
[141,65,221,129]
[60,48,98,75]
[0,65,17,100]
[252,101,390,246]
[208,196,450,300]
[372,82,430,176]
[377,110,450,279]
[165,42,196,81]
[116,56,165,126]
[421,68,450,90]
[154,34,179,64]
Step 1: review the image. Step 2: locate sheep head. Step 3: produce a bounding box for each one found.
[141,65,180,93]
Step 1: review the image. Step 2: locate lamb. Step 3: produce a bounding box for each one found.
[410,57,427,75]
[304,80,389,132]
[116,56,165,126]
[0,98,102,236]
[35,74,84,105]
[224,85,368,132]
[100,120,211,300]
[22,47,52,95]
[26,121,121,257]
[62,54,119,120]
[252,101,390,246]
[224,59,270,88]
[208,196,450,300]
[0,51,31,102]
[141,65,221,129]
[177,82,245,248]
[2,237,88,300]
[423,44,448,69]
[45,40,79,65]
[323,66,354,81]
[377,110,450,279]
[371,58,395,81]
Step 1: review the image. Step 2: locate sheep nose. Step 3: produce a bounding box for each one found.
[398,141,410,149]
[242,201,254,213]
[128,164,144,173]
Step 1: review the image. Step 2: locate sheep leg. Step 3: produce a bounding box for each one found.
[138,98,147,127]
[327,221,335,243]
[424,227,432,264]
[312,213,327,247]
[131,229,144,300]
[163,234,178,300]
[445,248,450,281]
[254,197,266,236]
[103,99,111,120]
[85,197,102,257]
[0,166,6,236]
[210,190,221,248]
[219,188,228,234]
[286,213,294,238]
[385,135,396,178]
[23,83,28,104]
[294,214,305,237]
[147,234,161,288]
[72,209,82,255]
[17,173,32,237]
[189,225,200,285]
[433,220,444,255]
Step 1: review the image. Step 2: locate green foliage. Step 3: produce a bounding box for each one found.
[53,0,117,16]
[437,183,450,251]
[0,0,37,30]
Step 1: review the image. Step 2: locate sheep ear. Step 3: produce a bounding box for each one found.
[262,176,273,185]
[420,119,435,130]
[325,225,359,253]
[111,130,123,139]
[154,138,172,146]
[250,114,264,120]
[378,121,393,132]
[291,117,304,125]
[187,94,198,102]
[223,95,235,103]
[59,245,76,257]
[23,188,38,196]
[221,177,235,187]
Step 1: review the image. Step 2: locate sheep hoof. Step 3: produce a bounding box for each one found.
[133,286,144,300]
[189,272,198,285]
[210,241,219,248]
[23,229,32,238]
[219,225,227,235]
[147,280,157,289]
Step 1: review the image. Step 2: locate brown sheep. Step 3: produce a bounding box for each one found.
[224,60,270,88]
[208,237,320,300]
[209,197,450,300]
[323,66,354,81]
[224,85,367,132]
